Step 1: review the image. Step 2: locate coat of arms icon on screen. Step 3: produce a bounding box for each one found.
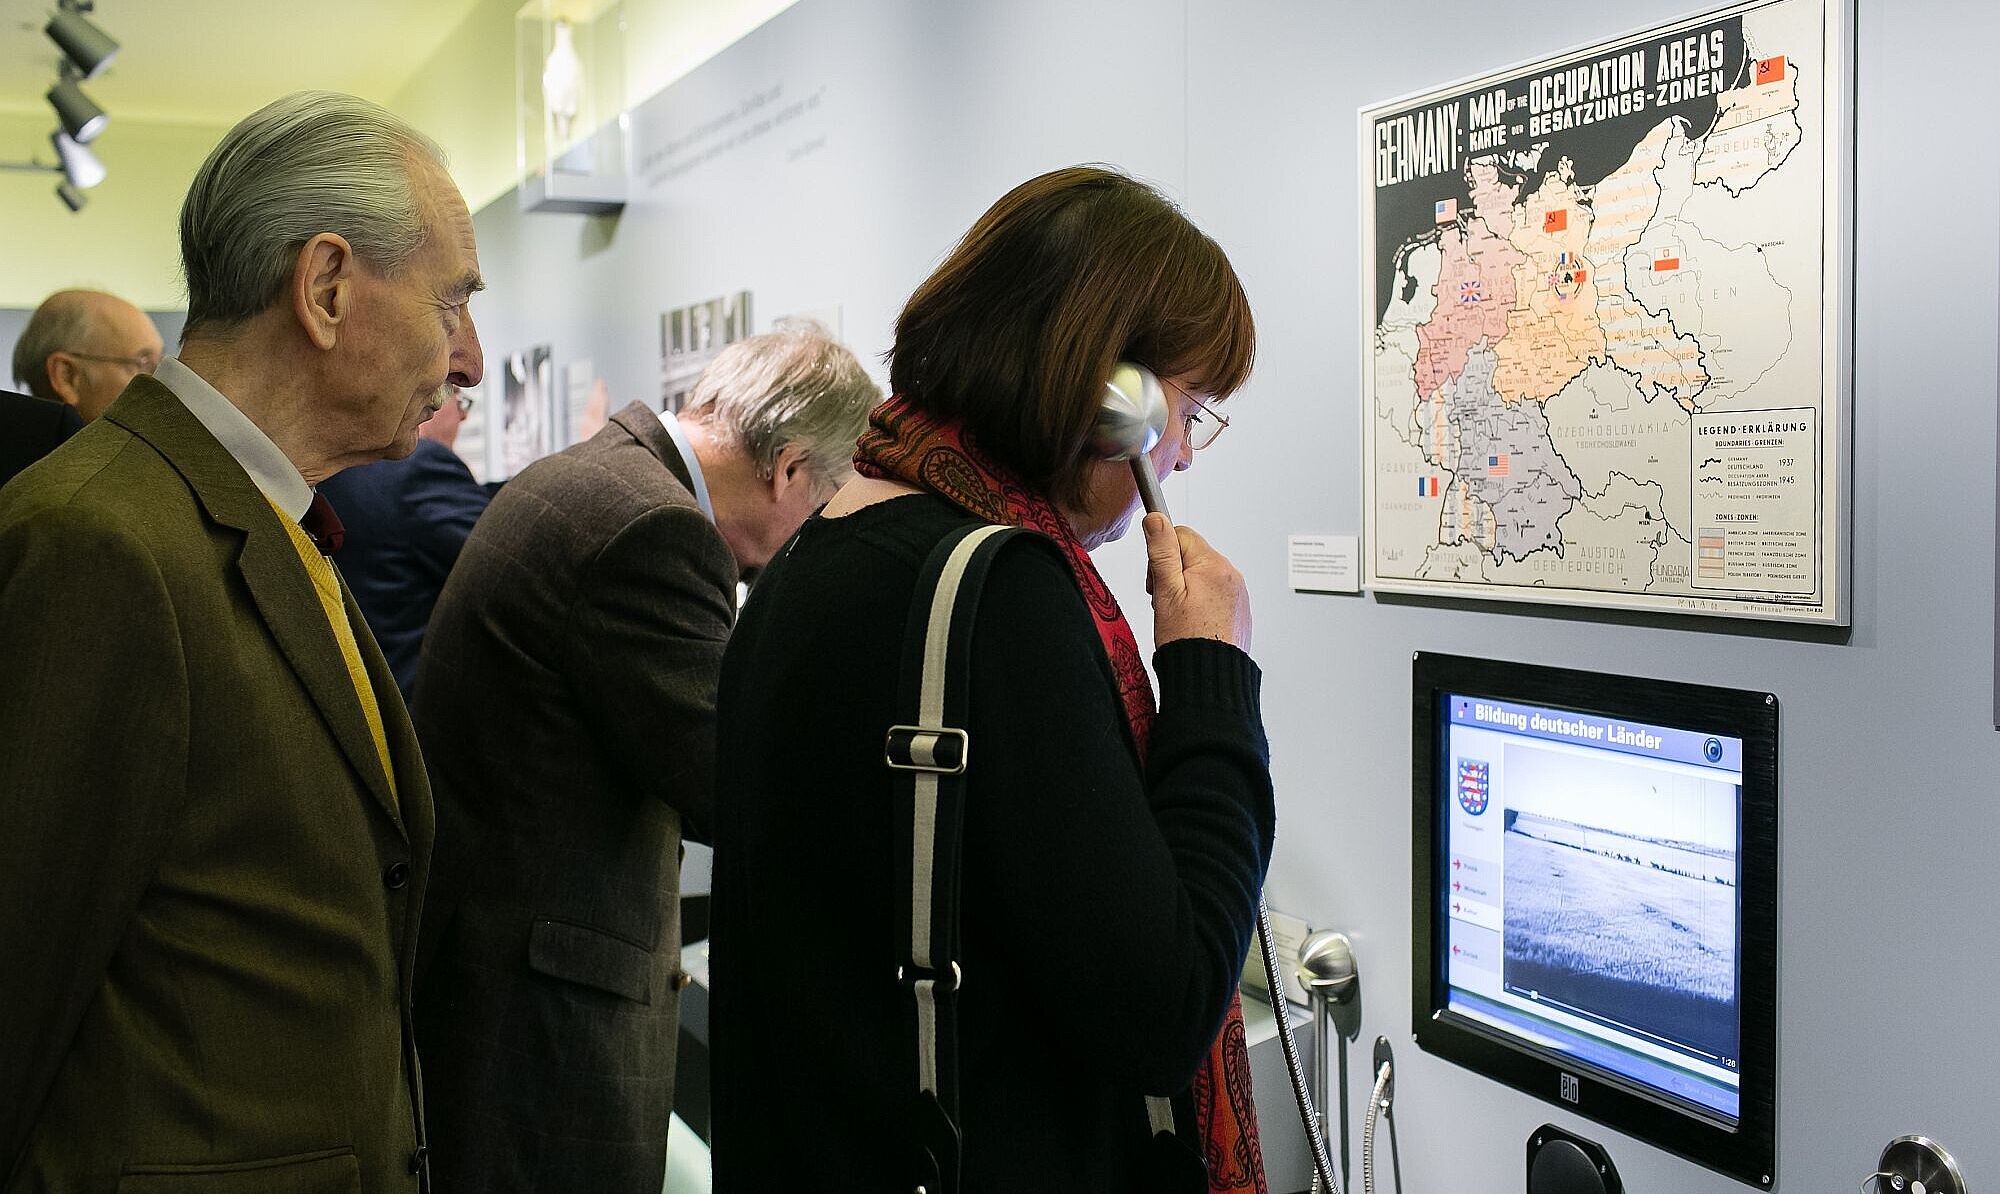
[1457,759,1490,815]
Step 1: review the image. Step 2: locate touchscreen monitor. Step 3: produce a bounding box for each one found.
[1412,653,1777,1187]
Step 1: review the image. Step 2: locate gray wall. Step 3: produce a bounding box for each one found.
[463,0,1998,1190]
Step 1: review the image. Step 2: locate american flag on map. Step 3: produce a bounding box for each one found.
[1487,453,1510,477]
[1435,198,1457,223]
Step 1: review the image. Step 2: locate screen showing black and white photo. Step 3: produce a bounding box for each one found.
[1439,694,1744,1122]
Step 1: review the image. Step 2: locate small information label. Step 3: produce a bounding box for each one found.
[1288,534,1361,593]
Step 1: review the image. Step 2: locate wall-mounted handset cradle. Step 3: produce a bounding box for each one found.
[1258,909,1341,1193]
[1091,361,1170,516]
[1280,932,1360,1192]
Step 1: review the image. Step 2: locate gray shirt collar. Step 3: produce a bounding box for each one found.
[650,406,715,521]
[152,357,314,521]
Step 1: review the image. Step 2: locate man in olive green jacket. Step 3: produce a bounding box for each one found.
[0,91,483,1193]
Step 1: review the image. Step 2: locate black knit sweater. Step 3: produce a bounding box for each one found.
[709,494,1275,1191]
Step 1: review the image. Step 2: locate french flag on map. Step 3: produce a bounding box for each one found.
[1419,476,1442,497]
[1435,199,1457,224]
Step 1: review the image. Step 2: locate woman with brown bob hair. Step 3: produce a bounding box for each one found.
[709,166,1276,1194]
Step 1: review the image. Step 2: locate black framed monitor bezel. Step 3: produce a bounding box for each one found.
[1411,652,1778,1188]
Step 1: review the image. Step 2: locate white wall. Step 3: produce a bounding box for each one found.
[463,0,2000,1189]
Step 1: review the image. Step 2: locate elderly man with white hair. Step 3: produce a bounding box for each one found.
[0,91,482,1191]
[412,322,879,1192]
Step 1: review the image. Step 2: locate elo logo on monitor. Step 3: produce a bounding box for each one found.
[1561,1072,1581,1104]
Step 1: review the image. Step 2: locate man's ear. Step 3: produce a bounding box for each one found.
[291,233,357,352]
[44,352,85,408]
[767,441,813,501]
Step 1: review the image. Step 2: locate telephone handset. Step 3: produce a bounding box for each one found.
[1091,361,1171,517]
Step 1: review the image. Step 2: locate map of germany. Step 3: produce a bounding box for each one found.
[1365,0,1841,620]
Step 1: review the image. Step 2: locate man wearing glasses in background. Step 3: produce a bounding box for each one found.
[318,381,492,702]
[10,289,165,424]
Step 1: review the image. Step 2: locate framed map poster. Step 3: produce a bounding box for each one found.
[1361,0,1851,623]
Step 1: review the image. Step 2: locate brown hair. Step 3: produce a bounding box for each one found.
[887,165,1255,506]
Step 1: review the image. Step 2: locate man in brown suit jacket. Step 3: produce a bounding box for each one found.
[412,324,876,1192]
[0,92,483,1193]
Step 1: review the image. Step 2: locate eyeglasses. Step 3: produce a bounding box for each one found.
[63,350,158,374]
[1176,386,1230,451]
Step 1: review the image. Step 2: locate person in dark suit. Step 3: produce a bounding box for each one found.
[0,389,83,490]
[412,323,877,1193]
[0,91,484,1192]
[318,383,491,701]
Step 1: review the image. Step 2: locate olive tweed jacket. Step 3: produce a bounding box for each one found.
[0,376,433,1194]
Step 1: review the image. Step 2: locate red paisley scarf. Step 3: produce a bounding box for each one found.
[855,395,1268,1194]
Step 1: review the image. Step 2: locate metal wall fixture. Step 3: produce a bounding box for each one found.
[1868,1136,1968,1194]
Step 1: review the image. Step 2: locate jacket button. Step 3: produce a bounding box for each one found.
[383,861,410,889]
[409,1144,428,1174]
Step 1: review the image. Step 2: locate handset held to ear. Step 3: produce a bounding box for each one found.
[1092,361,1171,519]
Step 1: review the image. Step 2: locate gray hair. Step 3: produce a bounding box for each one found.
[681,320,880,489]
[11,290,98,400]
[179,91,448,333]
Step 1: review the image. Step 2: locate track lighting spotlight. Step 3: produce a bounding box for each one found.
[46,9,120,80]
[47,76,108,144]
[50,132,106,190]
[56,180,87,212]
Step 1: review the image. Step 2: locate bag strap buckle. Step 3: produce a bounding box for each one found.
[896,960,963,992]
[885,725,970,774]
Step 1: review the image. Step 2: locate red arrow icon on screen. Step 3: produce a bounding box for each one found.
[1452,902,1462,913]
[1453,859,1462,870]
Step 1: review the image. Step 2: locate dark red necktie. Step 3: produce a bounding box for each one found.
[302,491,345,555]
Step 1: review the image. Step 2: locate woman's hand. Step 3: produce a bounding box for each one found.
[1143,512,1251,651]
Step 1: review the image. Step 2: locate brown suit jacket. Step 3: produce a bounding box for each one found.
[0,375,433,1193]
[412,403,735,1192]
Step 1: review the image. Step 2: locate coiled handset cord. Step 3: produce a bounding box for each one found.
[1360,1056,1392,1194]
[1256,900,1339,1194]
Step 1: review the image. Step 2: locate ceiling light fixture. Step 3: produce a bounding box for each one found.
[46,3,120,80]
[51,131,107,190]
[47,75,108,143]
